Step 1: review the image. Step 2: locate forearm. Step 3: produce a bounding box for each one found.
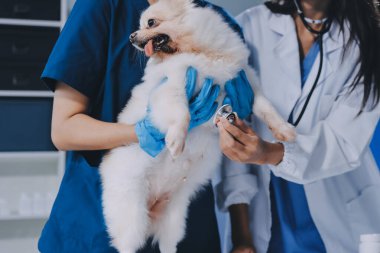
[52,113,138,151]
[229,204,254,249]
[51,82,139,151]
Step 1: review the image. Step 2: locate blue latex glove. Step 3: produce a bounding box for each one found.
[135,67,220,157]
[186,67,220,130]
[223,70,254,119]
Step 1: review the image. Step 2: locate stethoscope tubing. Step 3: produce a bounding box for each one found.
[290,0,332,127]
[291,36,324,127]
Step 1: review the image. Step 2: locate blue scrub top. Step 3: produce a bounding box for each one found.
[38,0,243,252]
[268,42,327,253]
[371,122,380,168]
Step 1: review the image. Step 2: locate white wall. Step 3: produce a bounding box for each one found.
[209,0,264,16]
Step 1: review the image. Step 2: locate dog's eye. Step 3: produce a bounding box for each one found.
[147,19,156,28]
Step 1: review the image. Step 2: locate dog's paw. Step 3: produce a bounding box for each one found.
[271,122,296,142]
[165,126,187,158]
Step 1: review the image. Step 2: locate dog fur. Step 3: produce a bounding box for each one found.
[100,1,295,252]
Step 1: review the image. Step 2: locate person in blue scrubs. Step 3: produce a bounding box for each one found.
[38,0,252,252]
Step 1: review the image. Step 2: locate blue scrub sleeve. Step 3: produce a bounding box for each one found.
[41,0,112,101]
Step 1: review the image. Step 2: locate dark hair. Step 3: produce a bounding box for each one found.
[265,0,380,111]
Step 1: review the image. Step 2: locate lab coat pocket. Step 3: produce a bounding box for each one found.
[346,185,380,243]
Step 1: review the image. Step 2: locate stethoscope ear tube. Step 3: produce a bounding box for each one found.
[290,35,324,127]
[293,0,332,35]
[289,0,331,127]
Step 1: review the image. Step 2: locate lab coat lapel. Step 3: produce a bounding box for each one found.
[269,14,303,119]
[296,21,343,107]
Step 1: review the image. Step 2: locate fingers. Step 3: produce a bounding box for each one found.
[234,117,255,135]
[189,78,213,110]
[220,117,254,145]
[236,71,254,116]
[218,122,245,159]
[239,70,253,97]
[218,121,261,163]
[190,102,218,129]
[239,70,250,88]
[190,83,219,114]
[185,67,197,99]
[193,100,218,122]
[225,79,240,108]
[207,84,220,105]
[198,78,214,99]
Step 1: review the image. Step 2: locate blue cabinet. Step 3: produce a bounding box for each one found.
[0,97,56,151]
[0,4,61,152]
[0,0,61,21]
[0,1,66,252]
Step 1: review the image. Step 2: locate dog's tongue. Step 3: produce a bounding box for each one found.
[144,40,154,57]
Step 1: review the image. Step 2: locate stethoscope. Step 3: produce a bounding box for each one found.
[214,0,332,127]
[289,0,332,126]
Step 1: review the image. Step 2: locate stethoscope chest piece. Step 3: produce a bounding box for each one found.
[213,104,236,126]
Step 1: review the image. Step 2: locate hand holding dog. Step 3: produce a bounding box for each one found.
[186,67,220,130]
[223,70,254,119]
[135,67,220,157]
[218,117,284,165]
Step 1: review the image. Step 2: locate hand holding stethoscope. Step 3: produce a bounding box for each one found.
[216,115,285,166]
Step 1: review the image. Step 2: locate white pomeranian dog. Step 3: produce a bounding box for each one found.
[100,0,295,252]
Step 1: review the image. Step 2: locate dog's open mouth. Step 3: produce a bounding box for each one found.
[137,34,176,57]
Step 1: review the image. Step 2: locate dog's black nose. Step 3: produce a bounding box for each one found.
[129,32,137,42]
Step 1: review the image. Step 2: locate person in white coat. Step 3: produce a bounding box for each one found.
[215,0,380,252]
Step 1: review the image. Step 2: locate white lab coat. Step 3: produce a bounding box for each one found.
[214,5,380,253]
